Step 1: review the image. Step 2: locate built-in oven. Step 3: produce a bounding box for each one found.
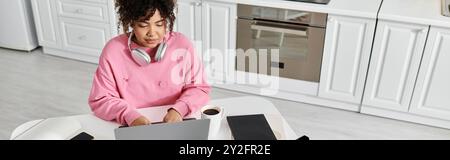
[236,4,327,83]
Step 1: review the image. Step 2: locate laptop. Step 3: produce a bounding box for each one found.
[114,119,210,140]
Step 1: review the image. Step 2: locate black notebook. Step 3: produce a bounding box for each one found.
[227,114,277,140]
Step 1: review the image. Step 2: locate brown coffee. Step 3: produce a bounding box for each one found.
[203,109,220,115]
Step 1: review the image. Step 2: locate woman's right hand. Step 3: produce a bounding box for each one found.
[130,116,151,126]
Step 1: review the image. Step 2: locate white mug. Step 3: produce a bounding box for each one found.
[200,105,225,139]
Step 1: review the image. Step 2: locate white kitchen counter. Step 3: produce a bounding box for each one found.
[218,0,383,19]
[379,0,450,28]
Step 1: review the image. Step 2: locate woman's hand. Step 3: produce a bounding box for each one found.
[130,116,151,126]
[163,108,183,123]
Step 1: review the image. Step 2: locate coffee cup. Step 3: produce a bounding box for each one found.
[200,105,225,139]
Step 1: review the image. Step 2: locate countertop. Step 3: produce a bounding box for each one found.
[212,0,450,27]
[378,0,450,28]
[212,0,383,19]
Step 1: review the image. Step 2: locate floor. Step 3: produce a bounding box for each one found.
[1,47,450,140]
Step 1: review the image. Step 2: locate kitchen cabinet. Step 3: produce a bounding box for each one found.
[409,26,450,121]
[363,20,429,112]
[174,0,202,42]
[31,0,60,47]
[59,17,112,58]
[31,0,117,63]
[318,14,376,104]
[361,24,450,129]
[202,0,237,84]
[360,0,450,129]
[175,0,237,84]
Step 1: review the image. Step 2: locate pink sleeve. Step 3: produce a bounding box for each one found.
[171,45,211,117]
[88,55,141,126]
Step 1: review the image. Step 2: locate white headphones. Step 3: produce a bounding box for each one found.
[127,32,167,66]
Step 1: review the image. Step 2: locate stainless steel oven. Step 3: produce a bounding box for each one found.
[236,4,327,82]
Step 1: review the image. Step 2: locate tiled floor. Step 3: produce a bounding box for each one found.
[1,47,450,140]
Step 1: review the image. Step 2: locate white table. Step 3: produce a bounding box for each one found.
[10,96,298,140]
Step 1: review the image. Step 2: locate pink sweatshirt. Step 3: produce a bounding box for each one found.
[88,32,211,125]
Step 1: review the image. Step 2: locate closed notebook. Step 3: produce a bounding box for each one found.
[226,114,277,140]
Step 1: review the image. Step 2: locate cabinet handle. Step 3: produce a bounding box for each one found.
[328,17,334,22]
[193,2,202,6]
[421,29,428,33]
[75,9,84,14]
[78,35,87,40]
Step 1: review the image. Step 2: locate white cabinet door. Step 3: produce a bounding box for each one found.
[175,0,202,42]
[202,0,237,83]
[59,17,111,57]
[363,21,429,112]
[319,15,376,104]
[410,27,450,120]
[31,0,60,47]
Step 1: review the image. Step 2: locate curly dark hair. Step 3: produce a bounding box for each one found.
[115,0,176,33]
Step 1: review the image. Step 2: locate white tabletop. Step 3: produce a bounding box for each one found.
[10,96,298,140]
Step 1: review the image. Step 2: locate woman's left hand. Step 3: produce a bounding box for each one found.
[163,108,183,123]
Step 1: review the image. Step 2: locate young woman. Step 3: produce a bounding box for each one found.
[88,0,210,127]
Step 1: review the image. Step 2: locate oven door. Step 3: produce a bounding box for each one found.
[236,18,325,82]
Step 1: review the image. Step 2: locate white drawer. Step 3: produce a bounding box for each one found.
[59,18,111,56]
[62,0,107,4]
[56,0,108,22]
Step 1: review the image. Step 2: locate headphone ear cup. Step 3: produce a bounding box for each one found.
[155,42,167,62]
[131,49,151,66]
